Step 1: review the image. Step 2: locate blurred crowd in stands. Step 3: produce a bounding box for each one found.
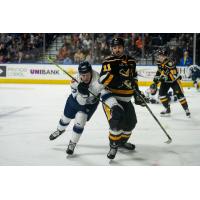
[0,33,199,66]
[56,33,198,66]
[0,33,56,63]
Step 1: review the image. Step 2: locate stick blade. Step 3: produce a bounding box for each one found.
[165,138,172,144]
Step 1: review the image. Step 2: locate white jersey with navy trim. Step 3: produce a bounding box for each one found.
[71,70,118,108]
[187,65,200,77]
[145,88,159,104]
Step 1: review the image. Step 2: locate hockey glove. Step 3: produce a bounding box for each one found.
[77,82,89,96]
[134,90,147,107]
[149,99,158,104]
[159,75,168,83]
[109,105,124,131]
[153,76,160,84]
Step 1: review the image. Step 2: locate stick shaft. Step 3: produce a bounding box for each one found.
[47,57,110,108]
[135,90,172,141]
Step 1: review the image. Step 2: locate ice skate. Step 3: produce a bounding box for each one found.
[119,142,135,150]
[107,146,118,160]
[185,109,191,118]
[66,140,76,155]
[160,107,171,117]
[49,129,65,140]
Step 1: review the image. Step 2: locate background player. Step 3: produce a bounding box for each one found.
[187,64,200,90]
[145,83,177,104]
[153,49,191,117]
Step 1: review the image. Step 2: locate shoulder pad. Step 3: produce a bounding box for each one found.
[104,55,115,61]
[127,55,136,62]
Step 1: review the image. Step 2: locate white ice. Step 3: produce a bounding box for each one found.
[0,84,200,166]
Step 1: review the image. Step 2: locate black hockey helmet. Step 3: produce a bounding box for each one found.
[110,37,124,47]
[150,83,157,90]
[78,61,92,74]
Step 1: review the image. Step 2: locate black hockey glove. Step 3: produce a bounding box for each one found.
[77,82,89,96]
[178,75,182,80]
[149,99,158,104]
[145,97,150,103]
[109,105,124,131]
[159,75,168,83]
[153,76,160,84]
[133,90,147,107]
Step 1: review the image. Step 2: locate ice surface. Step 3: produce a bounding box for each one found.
[0,84,200,166]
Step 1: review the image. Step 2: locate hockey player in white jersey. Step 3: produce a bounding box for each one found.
[145,83,177,104]
[145,83,160,104]
[49,61,118,155]
[188,64,200,90]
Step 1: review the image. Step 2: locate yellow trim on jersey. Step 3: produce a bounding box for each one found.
[104,74,114,85]
[169,73,175,81]
[179,100,187,105]
[121,134,131,139]
[170,69,177,75]
[109,88,134,95]
[103,105,112,120]
[160,98,168,103]
[109,134,122,141]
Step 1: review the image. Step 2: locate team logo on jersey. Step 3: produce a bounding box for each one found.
[119,68,130,77]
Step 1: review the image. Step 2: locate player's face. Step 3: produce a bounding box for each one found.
[150,88,156,94]
[158,54,166,62]
[112,45,124,57]
[80,72,92,84]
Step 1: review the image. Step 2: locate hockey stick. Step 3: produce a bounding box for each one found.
[134,89,172,144]
[47,57,110,109]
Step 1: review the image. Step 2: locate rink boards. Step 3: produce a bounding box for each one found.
[0,63,193,87]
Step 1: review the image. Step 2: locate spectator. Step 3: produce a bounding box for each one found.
[63,57,73,64]
[179,50,193,66]
[57,46,70,62]
[0,54,7,63]
[74,48,85,63]
[85,50,93,63]
[82,34,92,50]
[136,36,143,49]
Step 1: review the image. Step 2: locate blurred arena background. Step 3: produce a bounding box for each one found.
[0,33,199,86]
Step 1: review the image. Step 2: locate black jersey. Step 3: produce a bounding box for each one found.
[100,54,138,98]
[156,58,179,82]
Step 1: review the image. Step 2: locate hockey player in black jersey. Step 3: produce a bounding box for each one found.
[153,49,191,117]
[99,37,146,159]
